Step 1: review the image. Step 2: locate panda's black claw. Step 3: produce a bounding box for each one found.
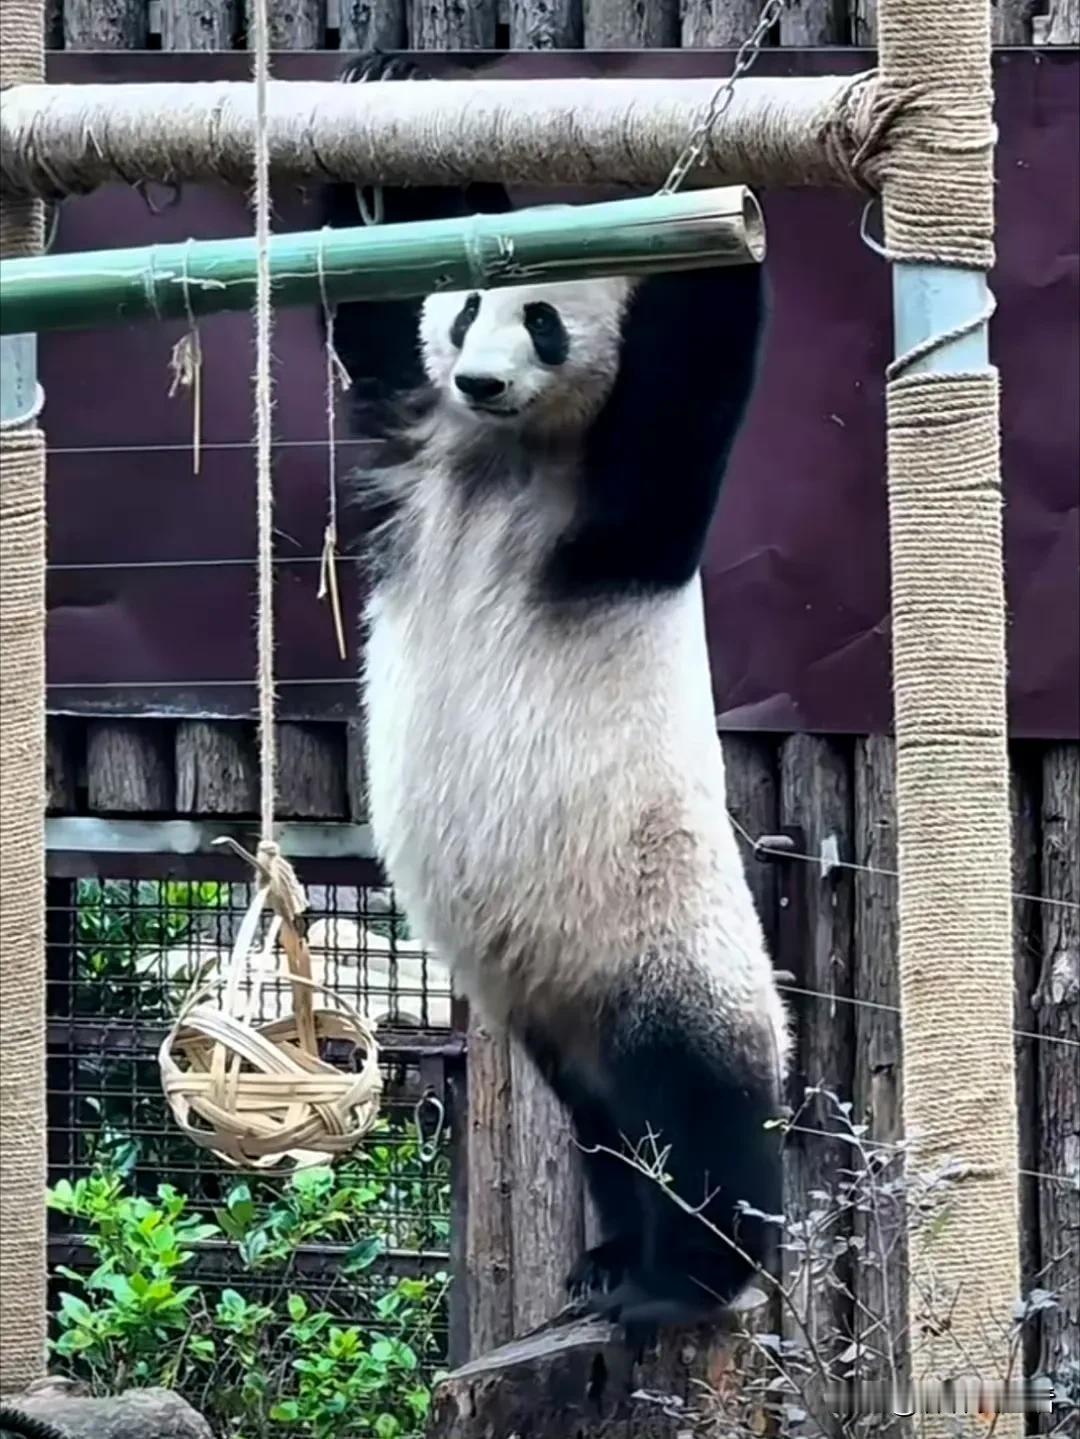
[339,51,424,86]
[565,1237,634,1300]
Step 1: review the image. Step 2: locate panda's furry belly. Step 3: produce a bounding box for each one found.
[363,543,773,1037]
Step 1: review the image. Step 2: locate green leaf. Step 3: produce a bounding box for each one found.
[287,1294,307,1323]
[58,1293,92,1327]
[342,1236,383,1274]
[269,1401,300,1423]
[48,1180,76,1211]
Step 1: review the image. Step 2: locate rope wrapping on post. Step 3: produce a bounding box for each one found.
[878,0,1021,1429]
[0,0,47,1399]
[0,430,48,1395]
[876,9,995,270]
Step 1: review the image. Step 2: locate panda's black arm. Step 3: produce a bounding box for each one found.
[547,262,766,603]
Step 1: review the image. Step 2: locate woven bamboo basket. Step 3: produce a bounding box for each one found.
[159,860,382,1170]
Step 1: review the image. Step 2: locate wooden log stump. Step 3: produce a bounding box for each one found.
[427,1314,761,1437]
[1,1383,211,1438]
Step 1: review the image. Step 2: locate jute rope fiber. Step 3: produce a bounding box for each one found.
[158,0,380,1171]
[0,0,47,1398]
[0,74,894,198]
[878,1,1021,1431]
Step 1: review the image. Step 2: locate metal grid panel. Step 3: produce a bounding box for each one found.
[45,870,458,1411]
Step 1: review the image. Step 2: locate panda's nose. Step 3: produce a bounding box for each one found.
[455,373,507,403]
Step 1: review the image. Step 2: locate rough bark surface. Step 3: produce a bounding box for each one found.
[175,721,258,815]
[465,1014,515,1358]
[779,734,855,1389]
[86,721,173,814]
[1035,745,1079,1429]
[428,1316,757,1438]
[583,0,679,48]
[508,1039,585,1334]
[510,0,582,48]
[338,0,406,49]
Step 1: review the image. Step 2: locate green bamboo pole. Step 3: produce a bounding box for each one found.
[0,186,763,338]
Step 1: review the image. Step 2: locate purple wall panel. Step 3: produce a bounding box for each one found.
[41,48,1080,737]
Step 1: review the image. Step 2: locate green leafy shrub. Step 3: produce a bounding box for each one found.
[48,1166,448,1438]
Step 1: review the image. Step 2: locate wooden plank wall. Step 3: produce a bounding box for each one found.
[46,719,1080,1384]
[39,0,1079,1393]
[44,0,1076,48]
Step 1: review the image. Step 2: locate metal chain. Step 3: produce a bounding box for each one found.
[658,0,788,196]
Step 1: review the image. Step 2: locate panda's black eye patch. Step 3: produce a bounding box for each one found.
[524,302,570,366]
[450,293,480,349]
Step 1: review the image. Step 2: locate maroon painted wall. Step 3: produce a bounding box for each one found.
[42,48,1080,738]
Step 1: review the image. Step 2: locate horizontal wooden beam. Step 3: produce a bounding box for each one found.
[44,816,376,859]
[0,73,877,199]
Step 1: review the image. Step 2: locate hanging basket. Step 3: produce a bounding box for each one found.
[159,843,382,1171]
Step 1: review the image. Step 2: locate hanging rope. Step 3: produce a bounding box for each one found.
[158,0,380,1171]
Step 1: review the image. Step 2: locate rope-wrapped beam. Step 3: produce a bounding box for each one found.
[0,74,887,199]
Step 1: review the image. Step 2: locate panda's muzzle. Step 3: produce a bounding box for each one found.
[454,373,516,414]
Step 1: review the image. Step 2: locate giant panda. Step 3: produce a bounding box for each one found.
[332,53,791,1335]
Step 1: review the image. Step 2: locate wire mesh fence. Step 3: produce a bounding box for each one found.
[44,869,458,1435]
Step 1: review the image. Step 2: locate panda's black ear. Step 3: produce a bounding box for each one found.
[322,52,513,231]
[320,50,514,417]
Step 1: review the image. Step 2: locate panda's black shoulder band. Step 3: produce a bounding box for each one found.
[543,263,767,606]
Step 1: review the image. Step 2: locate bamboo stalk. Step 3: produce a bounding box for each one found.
[0,74,874,199]
[0,186,764,338]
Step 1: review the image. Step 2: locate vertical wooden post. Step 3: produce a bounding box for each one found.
[464,1013,515,1357]
[682,0,766,45]
[508,1041,585,1334]
[246,0,326,48]
[1009,747,1043,1382]
[63,0,148,46]
[1035,745,1079,1421]
[1041,0,1080,42]
[175,722,259,816]
[779,735,855,1372]
[0,0,47,1395]
[161,0,239,50]
[338,0,406,51]
[409,0,497,48]
[721,735,780,954]
[509,0,582,48]
[779,0,847,44]
[852,736,908,1418]
[86,720,174,814]
[782,731,857,1381]
[582,0,679,48]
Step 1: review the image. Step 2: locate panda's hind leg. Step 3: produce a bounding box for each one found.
[517,1022,647,1304]
[577,979,782,1331]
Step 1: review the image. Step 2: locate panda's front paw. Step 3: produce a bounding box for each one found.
[565,1236,634,1299]
[339,51,424,86]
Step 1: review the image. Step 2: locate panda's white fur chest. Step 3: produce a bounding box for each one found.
[362,447,783,1053]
